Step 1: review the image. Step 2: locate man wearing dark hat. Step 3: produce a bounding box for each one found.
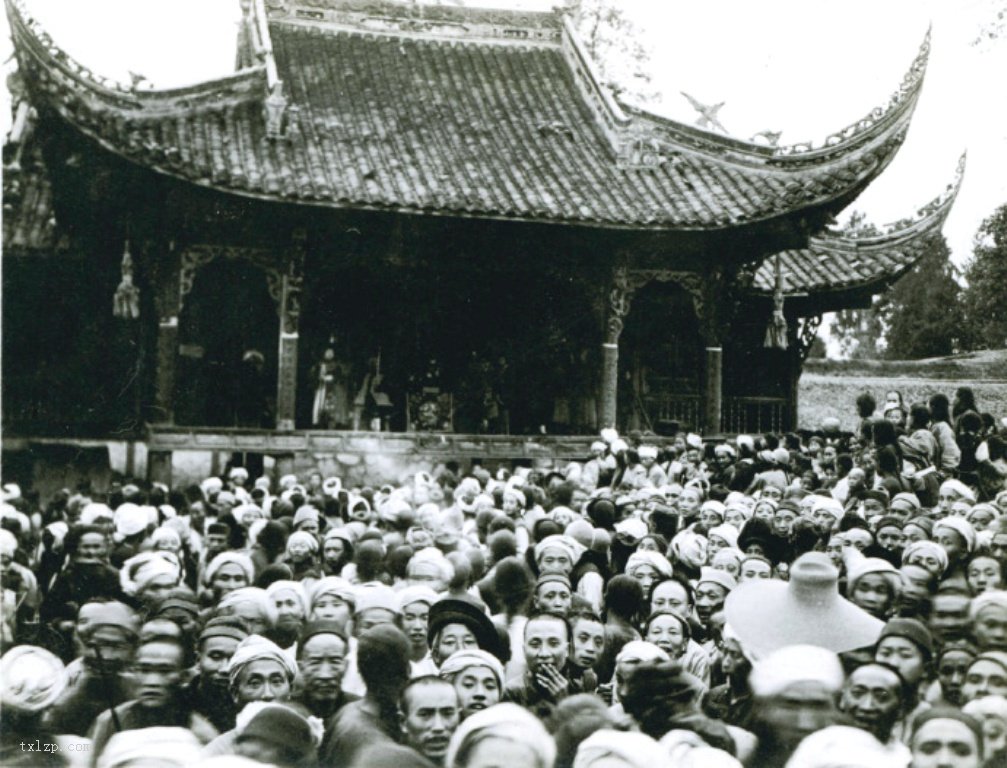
[182,616,248,732]
[41,526,123,624]
[295,620,357,722]
[427,597,506,667]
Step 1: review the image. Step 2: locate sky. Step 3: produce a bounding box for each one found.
[2,0,1005,268]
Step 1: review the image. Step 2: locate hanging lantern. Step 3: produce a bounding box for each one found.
[113,239,141,320]
[763,254,788,350]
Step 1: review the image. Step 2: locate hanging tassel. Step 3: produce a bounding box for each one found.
[113,240,141,320]
[764,254,788,349]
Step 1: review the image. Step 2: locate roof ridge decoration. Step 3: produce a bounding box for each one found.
[610,27,931,170]
[4,0,268,118]
[263,0,572,43]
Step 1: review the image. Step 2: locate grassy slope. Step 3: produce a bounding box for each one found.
[798,349,1007,431]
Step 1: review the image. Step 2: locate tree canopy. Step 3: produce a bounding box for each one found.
[577,0,657,103]
[962,202,1007,349]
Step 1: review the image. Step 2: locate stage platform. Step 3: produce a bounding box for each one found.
[4,427,677,491]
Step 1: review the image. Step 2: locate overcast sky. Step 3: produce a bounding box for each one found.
[3,0,1005,267]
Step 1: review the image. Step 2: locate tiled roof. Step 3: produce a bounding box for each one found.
[751,154,965,297]
[7,0,929,230]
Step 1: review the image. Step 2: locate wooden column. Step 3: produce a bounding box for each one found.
[276,232,305,431]
[152,245,181,424]
[789,314,822,432]
[599,267,638,429]
[703,345,723,434]
[682,266,734,437]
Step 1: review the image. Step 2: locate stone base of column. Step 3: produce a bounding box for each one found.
[148,450,173,486]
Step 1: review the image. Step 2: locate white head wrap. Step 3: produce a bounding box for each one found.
[226,634,298,688]
[97,727,203,768]
[114,502,148,537]
[625,550,673,578]
[80,502,114,525]
[574,730,666,768]
[784,726,894,768]
[0,529,17,558]
[749,644,844,697]
[438,648,506,688]
[265,580,307,615]
[534,535,586,566]
[615,641,670,665]
[934,516,977,553]
[408,547,454,583]
[902,540,950,573]
[0,645,68,714]
[940,479,977,505]
[119,551,181,596]
[204,552,255,587]
[397,584,440,612]
[219,588,279,627]
[709,524,740,549]
[286,530,319,554]
[445,703,555,768]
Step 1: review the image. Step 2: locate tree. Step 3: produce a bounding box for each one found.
[882,233,967,359]
[577,0,657,103]
[962,203,1007,349]
[972,0,1007,48]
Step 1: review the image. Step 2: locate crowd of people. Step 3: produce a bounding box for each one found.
[2,385,1007,768]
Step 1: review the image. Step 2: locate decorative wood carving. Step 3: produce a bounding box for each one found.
[178,245,282,314]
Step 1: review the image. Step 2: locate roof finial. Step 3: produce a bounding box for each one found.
[680,92,728,134]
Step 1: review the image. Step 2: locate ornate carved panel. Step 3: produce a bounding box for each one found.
[605,266,743,346]
[178,244,282,315]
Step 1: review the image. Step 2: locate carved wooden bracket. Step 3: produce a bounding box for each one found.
[797,314,823,362]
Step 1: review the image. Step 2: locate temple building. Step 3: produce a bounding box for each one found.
[2,0,963,486]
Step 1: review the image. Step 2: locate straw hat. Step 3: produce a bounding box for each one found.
[724,552,884,658]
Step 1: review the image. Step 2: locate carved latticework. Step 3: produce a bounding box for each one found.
[797,314,823,362]
[605,265,744,347]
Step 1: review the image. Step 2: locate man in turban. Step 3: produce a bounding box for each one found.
[265,580,307,650]
[747,645,845,768]
[0,646,68,767]
[201,633,299,756]
[47,600,139,737]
